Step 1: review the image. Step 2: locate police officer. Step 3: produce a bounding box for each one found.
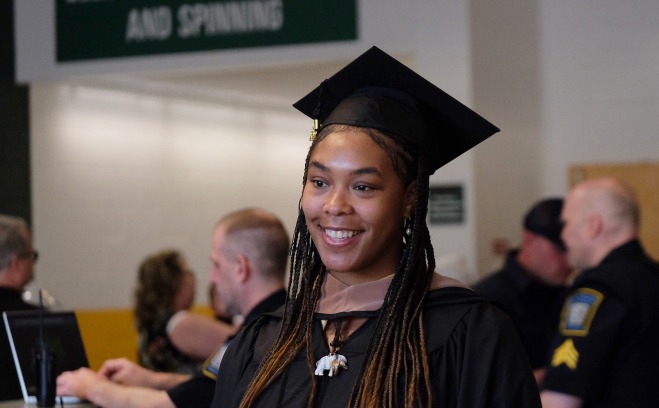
[540,177,659,408]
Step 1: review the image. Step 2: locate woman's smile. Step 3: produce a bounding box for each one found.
[322,227,363,241]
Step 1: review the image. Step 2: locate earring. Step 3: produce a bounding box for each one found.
[404,217,412,236]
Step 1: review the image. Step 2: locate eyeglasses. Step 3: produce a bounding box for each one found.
[18,250,39,262]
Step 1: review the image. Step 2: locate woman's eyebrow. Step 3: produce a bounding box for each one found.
[309,160,329,172]
[352,167,381,176]
[309,160,381,177]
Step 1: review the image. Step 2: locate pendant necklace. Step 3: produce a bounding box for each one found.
[315,319,348,377]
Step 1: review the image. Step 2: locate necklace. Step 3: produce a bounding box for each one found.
[315,319,348,377]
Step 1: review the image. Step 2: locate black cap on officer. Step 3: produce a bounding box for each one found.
[523,198,566,250]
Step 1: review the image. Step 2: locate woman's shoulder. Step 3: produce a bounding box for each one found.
[424,279,513,351]
[227,306,284,357]
[425,272,487,311]
[424,284,488,322]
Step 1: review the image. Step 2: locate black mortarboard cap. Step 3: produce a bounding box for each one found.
[293,46,499,174]
[523,198,566,250]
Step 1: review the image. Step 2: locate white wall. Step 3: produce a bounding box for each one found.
[471,0,545,274]
[540,1,659,193]
[30,81,309,308]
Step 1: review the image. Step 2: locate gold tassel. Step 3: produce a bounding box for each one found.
[309,119,320,141]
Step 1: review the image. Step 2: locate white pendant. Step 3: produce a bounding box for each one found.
[314,352,348,377]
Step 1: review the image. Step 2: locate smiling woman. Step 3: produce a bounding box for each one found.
[210,47,542,408]
[302,128,414,285]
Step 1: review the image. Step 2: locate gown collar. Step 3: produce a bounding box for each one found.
[315,272,392,316]
[315,271,470,318]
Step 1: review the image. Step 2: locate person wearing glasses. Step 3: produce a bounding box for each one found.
[0,214,39,401]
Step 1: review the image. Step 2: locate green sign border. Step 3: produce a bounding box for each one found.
[56,0,357,62]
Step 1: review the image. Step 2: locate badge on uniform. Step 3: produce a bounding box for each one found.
[202,343,229,380]
[559,288,604,336]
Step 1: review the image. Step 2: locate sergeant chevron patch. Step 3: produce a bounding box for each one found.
[551,338,579,369]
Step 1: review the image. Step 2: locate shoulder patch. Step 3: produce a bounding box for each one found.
[201,343,229,380]
[559,288,604,336]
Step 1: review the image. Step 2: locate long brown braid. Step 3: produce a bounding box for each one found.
[240,125,436,407]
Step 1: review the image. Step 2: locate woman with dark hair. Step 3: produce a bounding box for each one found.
[211,47,541,407]
[134,249,234,374]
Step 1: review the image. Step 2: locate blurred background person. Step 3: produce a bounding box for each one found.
[57,207,289,408]
[541,177,659,408]
[134,249,234,374]
[473,198,572,383]
[0,215,39,401]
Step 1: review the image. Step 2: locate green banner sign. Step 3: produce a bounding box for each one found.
[56,0,357,62]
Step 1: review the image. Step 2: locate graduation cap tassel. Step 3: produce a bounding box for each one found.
[309,80,327,141]
[309,119,319,142]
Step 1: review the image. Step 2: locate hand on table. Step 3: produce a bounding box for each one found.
[98,358,154,387]
[56,367,106,399]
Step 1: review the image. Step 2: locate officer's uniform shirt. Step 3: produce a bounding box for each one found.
[541,240,659,407]
[473,250,567,369]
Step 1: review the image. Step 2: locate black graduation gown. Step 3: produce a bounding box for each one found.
[211,287,541,407]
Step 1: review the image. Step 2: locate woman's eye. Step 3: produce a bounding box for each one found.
[311,179,326,188]
[354,184,372,191]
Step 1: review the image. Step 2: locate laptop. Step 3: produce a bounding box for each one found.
[3,310,89,404]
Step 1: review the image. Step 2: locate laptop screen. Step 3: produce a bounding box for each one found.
[3,310,89,400]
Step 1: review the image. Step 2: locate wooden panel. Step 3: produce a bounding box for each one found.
[75,305,213,370]
[75,308,138,370]
[569,162,659,261]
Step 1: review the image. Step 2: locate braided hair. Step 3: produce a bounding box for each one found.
[240,125,436,407]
